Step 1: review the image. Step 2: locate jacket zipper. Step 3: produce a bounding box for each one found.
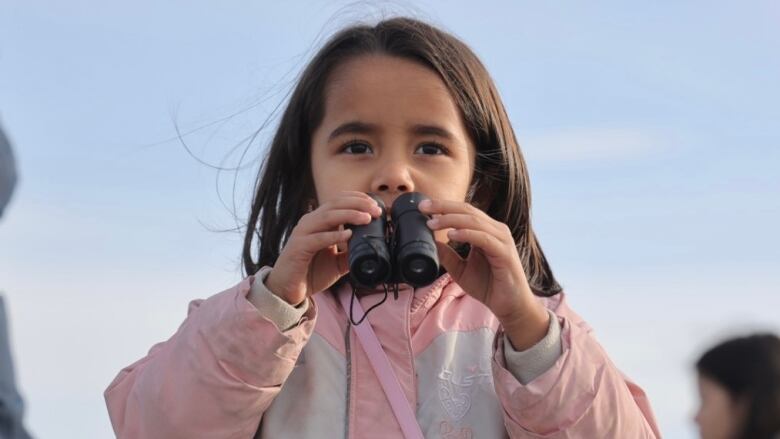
[344,319,352,439]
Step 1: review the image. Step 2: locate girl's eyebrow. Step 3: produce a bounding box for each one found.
[328,121,456,141]
[410,124,455,140]
[328,121,378,141]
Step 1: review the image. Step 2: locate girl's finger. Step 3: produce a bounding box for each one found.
[426,213,505,238]
[419,198,486,217]
[293,229,353,257]
[319,192,383,216]
[296,209,373,235]
[445,228,509,264]
[419,198,501,230]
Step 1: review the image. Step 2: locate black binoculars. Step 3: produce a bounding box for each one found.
[347,192,440,289]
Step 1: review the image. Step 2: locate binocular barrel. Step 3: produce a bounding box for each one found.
[391,192,439,287]
[347,195,391,288]
[348,192,439,289]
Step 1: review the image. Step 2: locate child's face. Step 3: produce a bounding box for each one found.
[694,374,744,439]
[310,55,477,243]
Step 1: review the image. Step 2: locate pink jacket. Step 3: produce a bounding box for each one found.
[105,272,660,438]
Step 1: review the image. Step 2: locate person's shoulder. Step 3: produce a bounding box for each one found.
[184,277,254,316]
[537,291,592,333]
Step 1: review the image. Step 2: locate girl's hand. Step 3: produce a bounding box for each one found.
[419,199,550,351]
[262,191,382,305]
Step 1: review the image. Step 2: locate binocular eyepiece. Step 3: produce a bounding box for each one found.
[347,192,440,289]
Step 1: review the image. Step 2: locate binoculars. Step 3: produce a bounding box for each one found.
[347,192,440,289]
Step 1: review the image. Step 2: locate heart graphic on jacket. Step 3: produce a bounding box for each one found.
[438,369,491,421]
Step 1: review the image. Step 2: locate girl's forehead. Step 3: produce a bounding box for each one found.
[698,375,730,399]
[321,55,465,131]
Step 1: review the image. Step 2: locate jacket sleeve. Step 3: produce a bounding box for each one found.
[492,293,661,438]
[104,275,316,439]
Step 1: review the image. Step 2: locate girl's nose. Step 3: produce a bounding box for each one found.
[371,161,414,194]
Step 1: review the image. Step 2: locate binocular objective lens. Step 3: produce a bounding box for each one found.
[408,257,427,275]
[360,259,378,275]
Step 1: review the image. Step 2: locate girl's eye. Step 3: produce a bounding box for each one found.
[341,141,373,155]
[416,143,447,155]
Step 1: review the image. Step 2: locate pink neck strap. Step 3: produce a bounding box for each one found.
[338,289,424,439]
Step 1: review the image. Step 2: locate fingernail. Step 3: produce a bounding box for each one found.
[419,199,431,209]
[427,218,439,228]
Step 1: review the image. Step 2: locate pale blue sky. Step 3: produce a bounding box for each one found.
[0,1,778,437]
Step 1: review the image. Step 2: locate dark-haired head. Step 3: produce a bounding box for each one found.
[695,333,780,439]
[242,17,561,297]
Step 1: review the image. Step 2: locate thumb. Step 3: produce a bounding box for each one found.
[435,241,466,281]
[335,251,350,277]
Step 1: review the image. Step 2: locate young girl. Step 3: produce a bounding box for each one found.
[695,333,780,439]
[106,17,660,438]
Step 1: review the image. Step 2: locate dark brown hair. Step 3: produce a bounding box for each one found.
[697,333,780,439]
[242,17,562,297]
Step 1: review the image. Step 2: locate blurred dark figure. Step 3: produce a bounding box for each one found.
[0,124,15,218]
[695,333,780,439]
[0,123,32,438]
